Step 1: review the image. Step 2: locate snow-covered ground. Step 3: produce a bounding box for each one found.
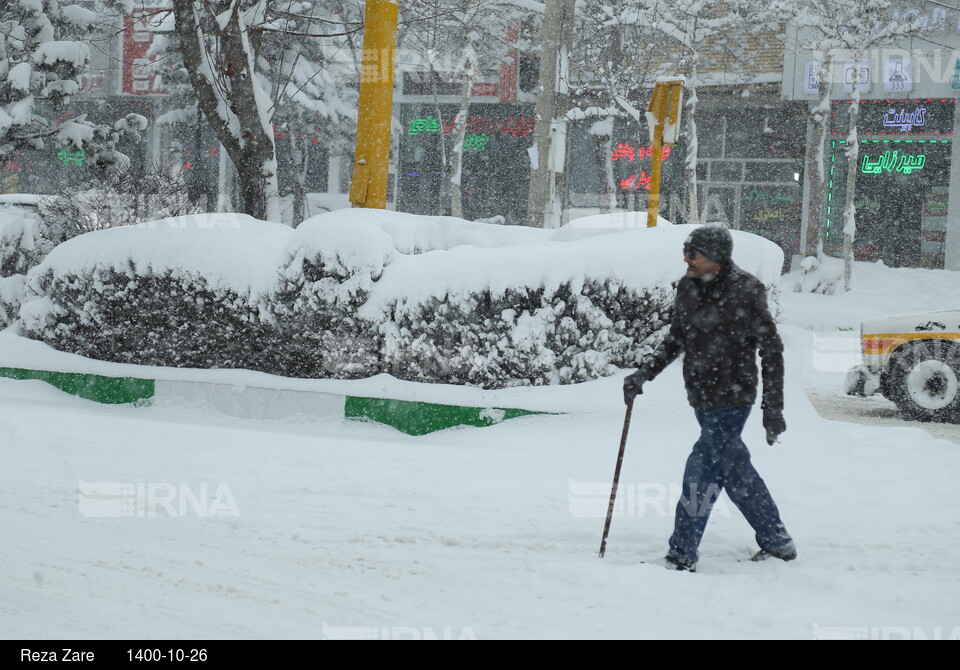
[2,223,959,640]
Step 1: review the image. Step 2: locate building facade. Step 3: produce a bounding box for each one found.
[782,7,960,271]
[11,5,957,274]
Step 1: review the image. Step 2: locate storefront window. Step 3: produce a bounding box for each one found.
[828,99,954,269]
[827,138,951,268]
[396,102,535,223]
[694,102,805,260]
[696,111,725,158]
[724,108,804,159]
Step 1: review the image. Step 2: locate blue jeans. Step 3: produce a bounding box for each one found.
[667,407,795,565]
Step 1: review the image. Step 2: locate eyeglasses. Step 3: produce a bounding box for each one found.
[683,244,701,260]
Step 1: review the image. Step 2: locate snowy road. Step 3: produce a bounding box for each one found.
[805,389,960,445]
[4,346,960,639]
[3,252,960,639]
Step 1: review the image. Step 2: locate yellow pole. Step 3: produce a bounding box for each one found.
[647,94,667,228]
[350,0,399,210]
[646,79,684,228]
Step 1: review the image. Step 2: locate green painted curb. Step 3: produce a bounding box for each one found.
[0,367,154,404]
[344,396,547,436]
[0,366,551,434]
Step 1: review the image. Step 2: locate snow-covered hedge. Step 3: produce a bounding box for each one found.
[264,217,394,379]
[0,206,43,277]
[0,205,45,328]
[18,214,291,367]
[11,210,785,388]
[0,275,25,328]
[20,266,267,368]
[377,279,673,387]
[353,225,681,386]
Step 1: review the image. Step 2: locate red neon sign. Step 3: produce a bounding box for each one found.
[611,143,671,190]
[610,143,671,162]
[620,172,652,190]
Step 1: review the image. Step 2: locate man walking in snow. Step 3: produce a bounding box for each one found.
[622,224,795,572]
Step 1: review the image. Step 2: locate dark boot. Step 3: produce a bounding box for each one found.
[750,548,797,562]
[665,555,697,572]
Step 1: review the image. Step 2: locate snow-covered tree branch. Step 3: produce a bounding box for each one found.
[0,0,145,175]
[170,0,281,221]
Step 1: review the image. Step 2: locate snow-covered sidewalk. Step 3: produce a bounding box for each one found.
[2,314,958,639]
[3,227,959,639]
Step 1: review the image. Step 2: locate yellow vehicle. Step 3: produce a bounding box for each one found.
[846,310,960,423]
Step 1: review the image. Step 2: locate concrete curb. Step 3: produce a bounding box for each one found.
[0,367,548,435]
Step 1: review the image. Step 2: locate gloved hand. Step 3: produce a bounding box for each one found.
[763,410,787,445]
[623,369,646,405]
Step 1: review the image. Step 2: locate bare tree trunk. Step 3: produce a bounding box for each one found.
[426,58,447,214]
[842,67,861,292]
[527,0,565,227]
[684,59,699,226]
[171,0,280,221]
[601,133,617,213]
[450,58,474,219]
[552,0,575,229]
[804,53,833,258]
[289,130,308,226]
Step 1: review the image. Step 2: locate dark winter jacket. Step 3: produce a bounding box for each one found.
[641,263,784,412]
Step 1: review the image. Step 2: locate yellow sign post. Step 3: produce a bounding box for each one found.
[645,78,684,228]
[349,0,399,210]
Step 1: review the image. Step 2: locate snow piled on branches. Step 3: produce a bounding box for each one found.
[1,1,144,171]
[0,204,44,327]
[5,210,784,388]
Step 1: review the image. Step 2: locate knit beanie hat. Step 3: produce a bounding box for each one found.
[685,224,733,266]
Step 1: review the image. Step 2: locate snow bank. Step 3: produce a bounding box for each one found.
[780,254,960,331]
[11,208,786,387]
[28,213,292,295]
[357,220,781,320]
[296,207,551,255]
[551,210,673,240]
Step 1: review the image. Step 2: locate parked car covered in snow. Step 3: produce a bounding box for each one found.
[846,310,960,423]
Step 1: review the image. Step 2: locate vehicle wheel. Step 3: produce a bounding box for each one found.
[887,340,960,423]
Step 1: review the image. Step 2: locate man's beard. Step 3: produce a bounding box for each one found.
[686,266,717,283]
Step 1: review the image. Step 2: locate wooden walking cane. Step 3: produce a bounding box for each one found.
[599,398,634,558]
